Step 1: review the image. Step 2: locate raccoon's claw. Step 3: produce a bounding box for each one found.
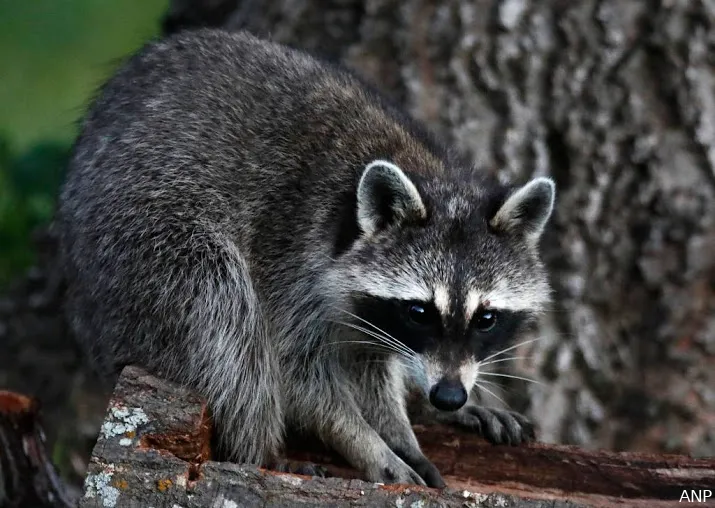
[268,460,330,478]
[393,448,445,488]
[368,451,427,486]
[405,455,445,488]
[447,406,535,446]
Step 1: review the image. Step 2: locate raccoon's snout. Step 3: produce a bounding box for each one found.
[429,378,468,412]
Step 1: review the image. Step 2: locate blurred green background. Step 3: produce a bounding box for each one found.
[0,0,168,286]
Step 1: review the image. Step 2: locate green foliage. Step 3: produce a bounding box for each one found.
[0,137,70,285]
[0,0,169,151]
[0,0,168,287]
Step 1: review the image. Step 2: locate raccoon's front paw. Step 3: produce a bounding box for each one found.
[399,452,445,488]
[451,406,535,446]
[366,451,427,486]
[267,459,330,478]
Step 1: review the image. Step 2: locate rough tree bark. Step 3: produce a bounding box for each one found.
[0,391,76,507]
[163,0,715,457]
[80,366,715,507]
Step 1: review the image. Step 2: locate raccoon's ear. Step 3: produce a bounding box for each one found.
[490,177,555,243]
[357,160,427,237]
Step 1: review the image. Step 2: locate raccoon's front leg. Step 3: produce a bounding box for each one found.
[325,410,427,486]
[287,366,427,486]
[357,357,445,488]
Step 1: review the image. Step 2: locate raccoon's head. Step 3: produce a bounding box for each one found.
[325,159,555,412]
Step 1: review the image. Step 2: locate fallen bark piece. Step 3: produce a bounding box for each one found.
[0,391,76,507]
[79,366,715,507]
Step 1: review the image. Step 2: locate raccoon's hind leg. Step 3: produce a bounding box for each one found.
[64,231,285,464]
[184,244,285,464]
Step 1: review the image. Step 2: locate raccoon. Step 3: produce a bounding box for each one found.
[57,29,555,487]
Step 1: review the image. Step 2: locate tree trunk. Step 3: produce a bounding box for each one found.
[164,0,715,457]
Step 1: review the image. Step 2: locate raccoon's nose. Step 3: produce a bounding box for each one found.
[429,378,468,412]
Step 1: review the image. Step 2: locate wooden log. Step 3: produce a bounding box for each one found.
[0,391,76,507]
[79,366,715,507]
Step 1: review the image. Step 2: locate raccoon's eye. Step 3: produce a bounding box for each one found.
[474,309,498,332]
[406,303,438,327]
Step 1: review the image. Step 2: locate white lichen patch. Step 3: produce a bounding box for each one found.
[119,438,133,446]
[175,474,187,488]
[211,495,238,508]
[100,405,149,440]
[276,474,304,487]
[493,494,508,507]
[461,490,489,505]
[84,468,120,508]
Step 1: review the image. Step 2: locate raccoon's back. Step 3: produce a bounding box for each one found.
[65,30,337,225]
[58,29,448,294]
[60,30,428,254]
[56,28,455,373]
[58,30,353,369]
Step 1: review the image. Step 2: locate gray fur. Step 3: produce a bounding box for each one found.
[57,29,555,487]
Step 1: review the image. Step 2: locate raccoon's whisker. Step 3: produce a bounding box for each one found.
[478,372,545,386]
[330,318,418,361]
[320,252,337,263]
[354,359,406,367]
[331,308,397,339]
[473,382,508,407]
[327,318,407,352]
[351,330,425,373]
[473,379,510,394]
[318,335,407,358]
[331,321,420,364]
[478,336,545,364]
[347,325,421,365]
[351,327,421,363]
[332,309,420,360]
[477,378,511,390]
[346,324,415,357]
[315,341,424,372]
[317,340,397,352]
[317,340,415,363]
[477,355,530,368]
